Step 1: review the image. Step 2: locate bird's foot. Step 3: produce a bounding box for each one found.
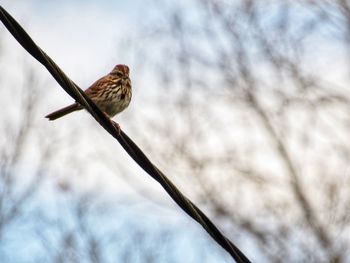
[112,121,121,136]
[103,112,121,136]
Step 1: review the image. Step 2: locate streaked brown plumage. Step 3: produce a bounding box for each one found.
[45,64,132,121]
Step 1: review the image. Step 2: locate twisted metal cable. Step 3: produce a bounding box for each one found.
[0,6,251,262]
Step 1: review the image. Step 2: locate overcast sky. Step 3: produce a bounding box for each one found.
[0,2,233,262]
[1,2,348,262]
[2,0,147,79]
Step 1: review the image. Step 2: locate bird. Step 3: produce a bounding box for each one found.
[45,64,132,124]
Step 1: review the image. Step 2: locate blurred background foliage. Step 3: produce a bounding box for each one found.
[1,0,350,262]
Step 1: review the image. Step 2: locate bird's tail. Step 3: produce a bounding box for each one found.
[45,103,82,121]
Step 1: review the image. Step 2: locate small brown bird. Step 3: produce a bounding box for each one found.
[45,64,132,121]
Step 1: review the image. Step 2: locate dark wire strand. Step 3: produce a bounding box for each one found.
[0,6,251,263]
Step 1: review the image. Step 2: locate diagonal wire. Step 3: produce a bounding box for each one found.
[0,6,251,263]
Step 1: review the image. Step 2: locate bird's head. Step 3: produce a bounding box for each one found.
[111,64,130,77]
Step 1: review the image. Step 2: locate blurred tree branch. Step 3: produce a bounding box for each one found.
[123,0,350,262]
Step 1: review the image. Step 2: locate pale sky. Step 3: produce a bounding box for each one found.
[0,2,235,262]
[0,1,170,207]
[1,2,348,262]
[2,0,145,80]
